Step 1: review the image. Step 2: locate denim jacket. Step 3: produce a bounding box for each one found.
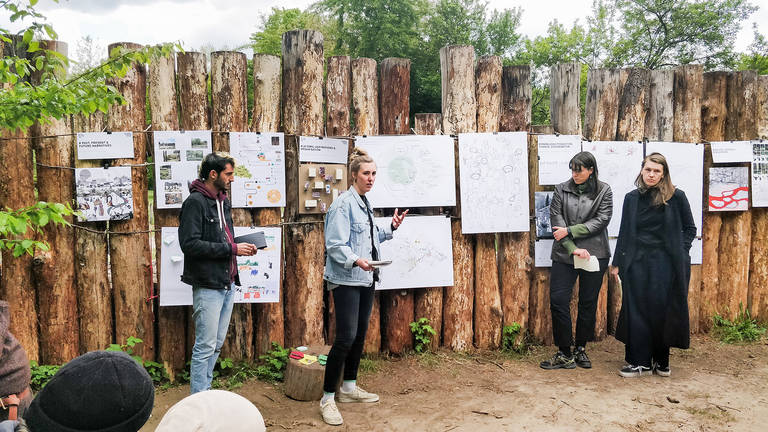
[324,187,393,287]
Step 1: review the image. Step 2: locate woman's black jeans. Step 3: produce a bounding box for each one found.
[549,258,609,352]
[323,284,375,393]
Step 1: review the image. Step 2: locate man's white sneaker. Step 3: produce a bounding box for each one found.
[337,386,380,403]
[320,399,343,425]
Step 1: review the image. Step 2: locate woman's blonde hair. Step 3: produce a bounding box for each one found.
[349,147,375,179]
[635,152,675,206]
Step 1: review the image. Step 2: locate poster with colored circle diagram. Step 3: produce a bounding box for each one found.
[229,132,286,208]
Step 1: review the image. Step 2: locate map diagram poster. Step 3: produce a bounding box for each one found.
[709,167,749,211]
[159,226,282,306]
[75,167,134,221]
[752,140,768,207]
[374,215,454,290]
[458,132,529,233]
[582,141,644,236]
[646,142,704,236]
[537,134,582,185]
[355,135,456,208]
[153,130,212,209]
[230,132,286,208]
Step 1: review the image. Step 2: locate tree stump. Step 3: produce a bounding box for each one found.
[284,344,332,401]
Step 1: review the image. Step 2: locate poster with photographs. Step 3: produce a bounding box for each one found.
[708,167,749,211]
[535,191,554,239]
[752,140,768,207]
[229,132,286,208]
[75,167,134,221]
[76,131,134,160]
[153,131,212,209]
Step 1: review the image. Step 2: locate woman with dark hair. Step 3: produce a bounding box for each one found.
[611,152,696,377]
[540,151,613,370]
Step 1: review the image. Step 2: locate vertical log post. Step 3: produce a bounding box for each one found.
[700,71,728,331]
[645,70,674,142]
[282,30,326,347]
[441,45,476,351]
[672,64,703,333]
[473,55,503,350]
[750,74,768,322]
[252,53,285,354]
[31,40,79,363]
[211,51,253,360]
[107,42,154,360]
[327,56,351,137]
[378,58,414,354]
[499,65,532,336]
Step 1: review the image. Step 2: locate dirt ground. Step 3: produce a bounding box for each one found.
[141,335,768,431]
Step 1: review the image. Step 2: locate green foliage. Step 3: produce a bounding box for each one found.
[738,23,768,74]
[409,317,437,353]
[255,342,290,382]
[712,305,767,344]
[106,336,145,363]
[29,361,60,391]
[0,201,77,257]
[250,7,333,56]
[106,337,173,386]
[501,323,532,355]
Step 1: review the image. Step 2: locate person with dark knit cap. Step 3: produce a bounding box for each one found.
[0,301,33,423]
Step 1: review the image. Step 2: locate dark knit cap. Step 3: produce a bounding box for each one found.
[24,350,154,432]
[0,301,31,397]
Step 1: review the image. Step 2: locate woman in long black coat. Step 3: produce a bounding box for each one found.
[611,152,696,378]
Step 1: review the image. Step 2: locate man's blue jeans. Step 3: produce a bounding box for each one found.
[190,284,235,394]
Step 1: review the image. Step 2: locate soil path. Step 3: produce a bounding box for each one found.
[142,336,768,431]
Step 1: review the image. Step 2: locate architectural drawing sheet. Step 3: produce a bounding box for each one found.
[153,130,212,209]
[708,167,749,211]
[229,132,286,208]
[355,135,456,208]
[646,142,704,236]
[458,132,529,233]
[75,167,134,221]
[159,226,282,306]
[752,140,768,207]
[537,134,582,185]
[582,141,644,236]
[374,215,454,290]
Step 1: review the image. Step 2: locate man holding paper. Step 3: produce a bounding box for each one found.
[540,152,613,371]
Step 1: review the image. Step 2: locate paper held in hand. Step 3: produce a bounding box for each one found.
[573,255,600,272]
[368,260,392,267]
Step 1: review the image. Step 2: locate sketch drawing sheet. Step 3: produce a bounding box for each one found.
[154,130,212,209]
[374,215,454,290]
[537,134,582,185]
[708,167,749,211]
[646,142,703,236]
[355,135,456,208]
[229,132,286,208]
[751,140,768,207]
[582,141,644,236]
[159,226,282,306]
[458,132,529,233]
[75,166,134,221]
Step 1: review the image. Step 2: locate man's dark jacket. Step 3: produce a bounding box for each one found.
[178,181,240,289]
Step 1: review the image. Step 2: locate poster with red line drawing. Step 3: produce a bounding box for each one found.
[708,167,749,211]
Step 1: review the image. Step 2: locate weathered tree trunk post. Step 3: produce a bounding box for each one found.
[378,58,414,354]
[721,70,756,319]
[282,30,326,347]
[472,55,503,350]
[252,53,285,354]
[645,70,674,142]
[441,45,476,351]
[30,40,79,363]
[326,56,351,137]
[750,74,768,322]
[672,64,703,333]
[499,65,532,336]
[550,63,582,136]
[149,53,187,376]
[211,51,253,360]
[413,113,444,350]
[106,42,155,360]
[700,71,728,331]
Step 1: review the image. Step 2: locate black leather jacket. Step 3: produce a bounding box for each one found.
[550,179,613,264]
[178,191,240,289]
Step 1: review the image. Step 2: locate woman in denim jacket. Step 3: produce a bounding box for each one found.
[320,147,407,426]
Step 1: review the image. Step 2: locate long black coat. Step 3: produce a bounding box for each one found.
[612,188,697,349]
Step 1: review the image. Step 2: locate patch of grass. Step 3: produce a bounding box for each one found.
[712,305,766,344]
[684,406,734,423]
[415,351,441,369]
[501,323,535,357]
[358,356,383,374]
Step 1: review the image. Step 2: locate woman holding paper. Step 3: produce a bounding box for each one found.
[611,152,696,378]
[320,147,408,426]
[541,151,613,370]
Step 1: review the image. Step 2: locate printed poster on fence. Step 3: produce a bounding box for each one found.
[708,167,749,211]
[535,191,554,239]
[537,134,581,185]
[710,140,752,163]
[153,130,212,209]
[458,132,529,233]
[76,131,134,160]
[646,142,703,236]
[299,136,349,164]
[752,140,768,207]
[159,226,282,306]
[229,132,286,208]
[75,166,134,221]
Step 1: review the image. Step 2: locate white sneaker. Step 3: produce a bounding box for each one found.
[320,399,343,425]
[337,386,380,403]
[619,364,652,378]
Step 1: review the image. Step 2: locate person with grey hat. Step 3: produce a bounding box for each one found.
[0,301,33,424]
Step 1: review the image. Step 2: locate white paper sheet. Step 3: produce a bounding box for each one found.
[574,255,600,272]
[537,134,582,185]
[534,239,554,267]
[375,215,454,289]
[75,166,134,221]
[710,141,752,163]
[154,130,212,209]
[751,140,768,207]
[355,135,456,208]
[458,132,529,233]
[299,136,349,164]
[229,132,286,208]
[76,131,134,160]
